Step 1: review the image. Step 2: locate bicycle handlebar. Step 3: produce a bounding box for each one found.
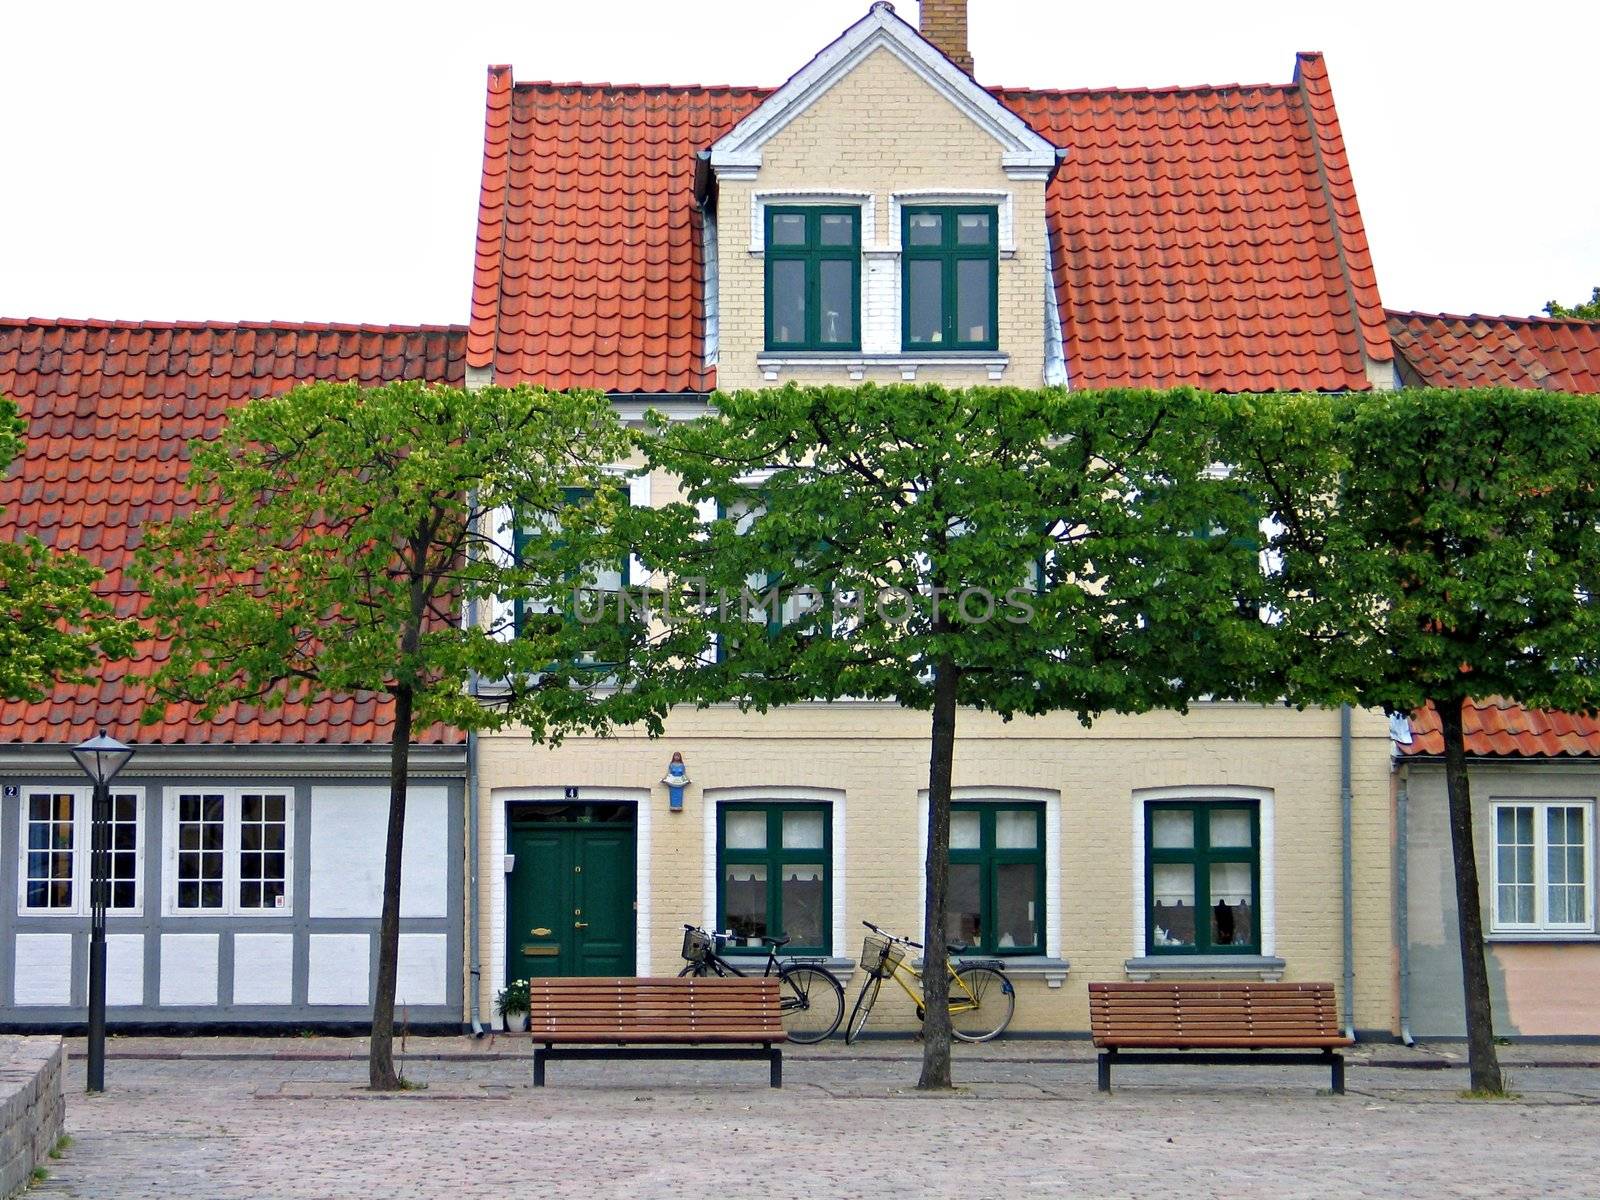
[861,920,922,950]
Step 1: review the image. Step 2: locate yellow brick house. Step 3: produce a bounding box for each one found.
[462,1,1401,1036]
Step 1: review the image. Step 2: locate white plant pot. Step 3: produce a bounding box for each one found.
[503,1012,530,1032]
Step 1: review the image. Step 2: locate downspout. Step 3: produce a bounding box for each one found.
[466,723,483,1037]
[1395,765,1415,1045]
[1340,703,1356,1041]
[465,597,485,1037]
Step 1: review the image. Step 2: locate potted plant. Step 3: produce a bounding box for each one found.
[496,978,531,1032]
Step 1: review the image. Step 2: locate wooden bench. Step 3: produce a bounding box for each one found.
[528,976,787,1088]
[1089,981,1352,1094]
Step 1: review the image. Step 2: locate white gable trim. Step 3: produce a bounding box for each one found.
[708,2,1059,181]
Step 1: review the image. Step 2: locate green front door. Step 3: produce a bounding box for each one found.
[507,812,636,979]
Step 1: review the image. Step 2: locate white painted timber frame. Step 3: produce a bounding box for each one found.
[16,785,146,917]
[706,3,1061,183]
[160,786,295,919]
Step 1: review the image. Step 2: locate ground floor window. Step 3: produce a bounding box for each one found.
[717,802,831,954]
[1145,800,1260,954]
[21,787,142,914]
[167,789,292,915]
[947,803,1044,955]
[1492,800,1592,933]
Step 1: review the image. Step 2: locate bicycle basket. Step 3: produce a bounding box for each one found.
[682,927,713,964]
[860,933,905,978]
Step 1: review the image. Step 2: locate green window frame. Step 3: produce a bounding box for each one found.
[764,206,861,351]
[1145,800,1261,955]
[717,802,832,955]
[512,485,629,646]
[901,204,999,351]
[947,803,1045,956]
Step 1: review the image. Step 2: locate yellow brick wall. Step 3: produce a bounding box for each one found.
[715,45,1049,390]
[473,701,1396,1035]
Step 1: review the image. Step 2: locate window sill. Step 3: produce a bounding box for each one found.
[1124,955,1285,982]
[911,955,1070,988]
[717,955,856,975]
[756,352,1009,382]
[1485,933,1600,944]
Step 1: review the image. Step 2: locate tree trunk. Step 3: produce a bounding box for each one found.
[917,655,960,1090]
[1436,696,1505,1093]
[369,682,414,1091]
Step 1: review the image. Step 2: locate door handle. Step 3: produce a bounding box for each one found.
[574,921,589,930]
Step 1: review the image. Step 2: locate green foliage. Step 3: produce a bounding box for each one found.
[1230,387,1600,716]
[135,379,662,741]
[622,382,1277,720]
[0,396,133,702]
[1543,286,1600,320]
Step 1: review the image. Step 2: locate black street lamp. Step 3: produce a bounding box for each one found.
[71,731,135,1094]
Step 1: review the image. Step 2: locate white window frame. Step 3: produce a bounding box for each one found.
[916,786,1062,961]
[17,785,146,917]
[1490,799,1595,935]
[1131,786,1276,959]
[703,787,847,960]
[161,787,295,918]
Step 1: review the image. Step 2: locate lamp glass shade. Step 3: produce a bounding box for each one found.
[71,732,135,787]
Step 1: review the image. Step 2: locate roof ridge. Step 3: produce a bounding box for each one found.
[507,77,1301,100]
[512,80,772,95]
[990,80,1297,99]
[0,316,467,334]
[1388,308,1600,329]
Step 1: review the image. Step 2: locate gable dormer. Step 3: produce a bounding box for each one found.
[701,2,1064,390]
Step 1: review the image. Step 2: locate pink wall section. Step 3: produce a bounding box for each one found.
[1496,944,1600,1036]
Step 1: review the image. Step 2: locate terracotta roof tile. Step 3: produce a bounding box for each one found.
[1387,310,1600,394]
[471,55,1385,394]
[0,318,466,746]
[1405,699,1600,759]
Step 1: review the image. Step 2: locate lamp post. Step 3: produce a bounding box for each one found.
[71,731,135,1094]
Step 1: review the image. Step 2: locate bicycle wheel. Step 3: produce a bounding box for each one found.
[677,959,710,978]
[948,965,1014,1043]
[776,965,844,1044]
[845,975,883,1045]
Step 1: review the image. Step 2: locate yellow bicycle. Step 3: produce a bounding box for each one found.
[846,920,1015,1043]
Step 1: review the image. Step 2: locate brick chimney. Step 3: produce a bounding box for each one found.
[918,0,973,74]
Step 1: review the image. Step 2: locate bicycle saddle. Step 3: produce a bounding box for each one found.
[762,935,792,948]
[946,940,971,955]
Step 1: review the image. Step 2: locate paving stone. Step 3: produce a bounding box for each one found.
[30,1041,1600,1199]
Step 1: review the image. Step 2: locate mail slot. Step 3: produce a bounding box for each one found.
[522,944,559,957]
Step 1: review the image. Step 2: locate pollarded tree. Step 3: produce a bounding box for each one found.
[137,379,661,1090]
[624,382,1275,1089]
[1231,387,1600,1093]
[0,396,132,700]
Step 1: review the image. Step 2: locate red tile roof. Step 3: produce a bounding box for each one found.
[1404,700,1600,759]
[470,53,1390,394]
[1388,310,1600,393]
[0,318,466,746]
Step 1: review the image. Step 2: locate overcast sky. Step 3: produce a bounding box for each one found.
[4,1,1595,327]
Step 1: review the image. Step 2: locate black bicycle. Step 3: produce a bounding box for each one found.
[678,923,845,1043]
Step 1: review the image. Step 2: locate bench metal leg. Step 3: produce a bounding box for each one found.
[534,1047,547,1088]
[769,1047,782,1089]
[1097,1050,1113,1093]
[1328,1051,1345,1095]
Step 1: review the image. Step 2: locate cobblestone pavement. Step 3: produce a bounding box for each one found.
[29,1038,1600,1199]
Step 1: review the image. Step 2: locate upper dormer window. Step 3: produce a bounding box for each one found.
[765,206,861,351]
[903,206,998,351]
